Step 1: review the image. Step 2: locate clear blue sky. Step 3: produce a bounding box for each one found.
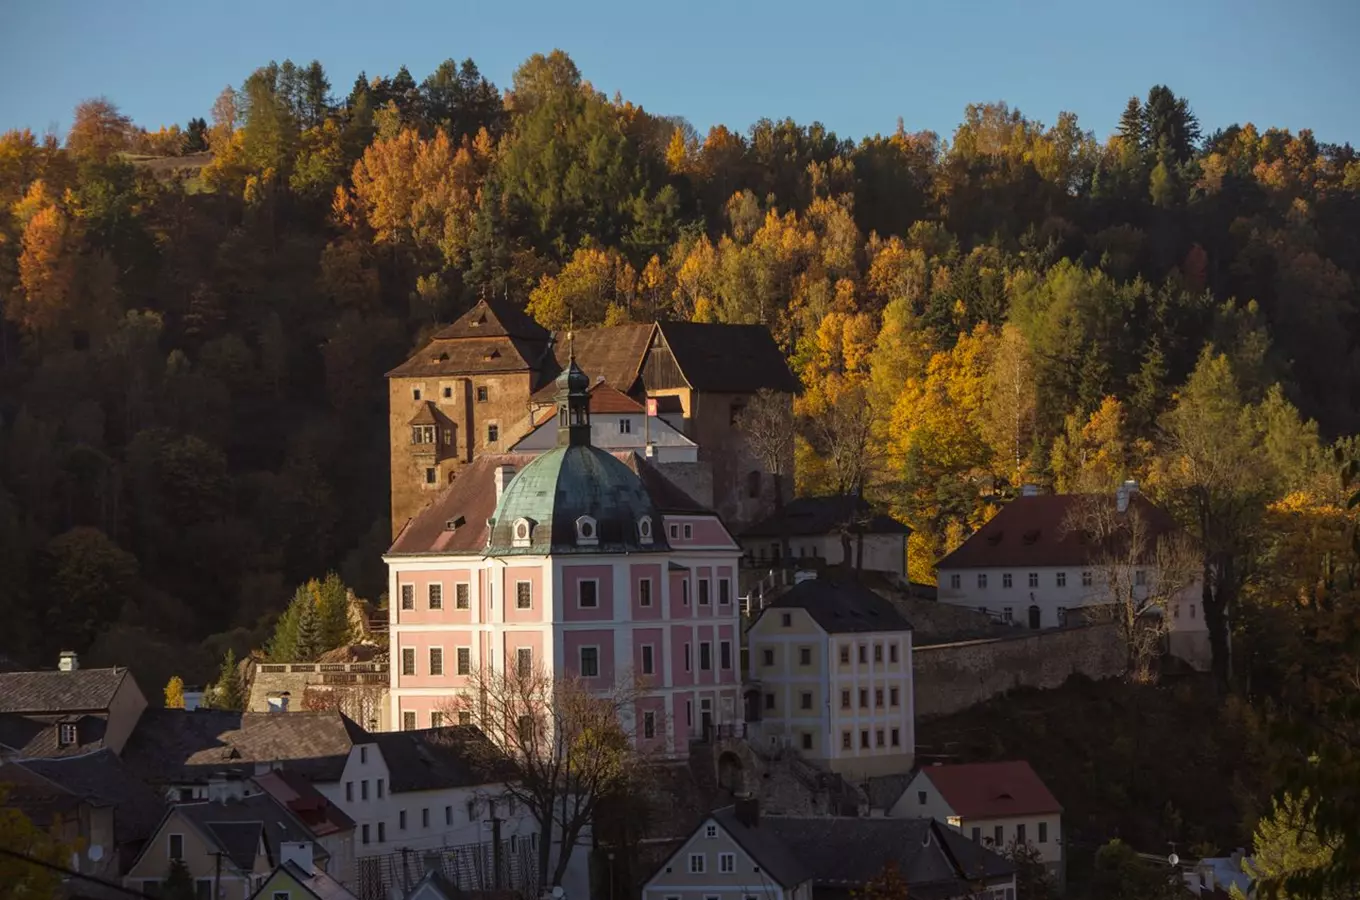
[3,0,1358,147]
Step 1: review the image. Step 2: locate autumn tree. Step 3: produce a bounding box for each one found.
[0,786,71,898]
[67,97,132,160]
[164,675,186,709]
[854,861,910,900]
[444,663,655,893]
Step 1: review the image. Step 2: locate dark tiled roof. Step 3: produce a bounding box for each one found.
[936,493,1178,569]
[122,709,367,785]
[935,825,1018,883]
[0,761,86,822]
[434,300,549,342]
[709,807,811,888]
[920,761,1062,819]
[0,667,128,713]
[742,495,911,538]
[389,451,723,556]
[0,712,108,758]
[763,579,913,634]
[370,726,514,794]
[253,769,356,836]
[865,773,912,811]
[387,301,552,380]
[655,322,800,394]
[539,325,656,396]
[169,792,329,873]
[19,749,166,844]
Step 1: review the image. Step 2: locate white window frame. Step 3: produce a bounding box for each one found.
[705,823,718,839]
[1056,571,1067,587]
[949,573,961,589]
[455,583,470,609]
[456,646,471,675]
[513,518,533,548]
[400,584,414,610]
[619,418,632,434]
[429,646,444,676]
[428,583,443,609]
[639,577,653,607]
[1003,573,1013,588]
[168,833,184,861]
[575,515,599,546]
[719,852,736,873]
[688,853,706,874]
[516,580,533,609]
[517,647,533,678]
[401,648,416,676]
[978,573,988,588]
[641,644,655,676]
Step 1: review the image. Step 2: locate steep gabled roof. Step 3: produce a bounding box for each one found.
[0,668,128,713]
[253,769,356,836]
[387,300,552,380]
[742,495,911,538]
[655,322,800,394]
[368,726,514,793]
[760,579,913,634]
[919,761,1063,819]
[708,807,811,888]
[936,493,1178,569]
[542,325,655,396]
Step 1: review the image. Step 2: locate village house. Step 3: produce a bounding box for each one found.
[740,495,912,580]
[0,652,148,759]
[248,848,360,900]
[642,798,1016,900]
[384,359,745,752]
[386,299,798,537]
[746,579,915,779]
[883,761,1064,887]
[935,483,1210,669]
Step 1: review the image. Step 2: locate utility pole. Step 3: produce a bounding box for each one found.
[487,799,505,891]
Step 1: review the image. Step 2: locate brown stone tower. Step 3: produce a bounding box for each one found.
[385,300,554,538]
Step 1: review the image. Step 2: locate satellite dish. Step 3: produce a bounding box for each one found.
[1168,853,1180,867]
[88,844,104,862]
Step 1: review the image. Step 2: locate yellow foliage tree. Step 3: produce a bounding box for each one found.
[164,675,186,709]
[527,247,637,329]
[0,786,72,897]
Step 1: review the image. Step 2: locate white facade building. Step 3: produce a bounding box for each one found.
[935,487,1210,669]
[511,382,698,463]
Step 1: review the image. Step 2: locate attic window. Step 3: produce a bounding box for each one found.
[513,518,534,548]
[57,723,77,747]
[472,314,486,327]
[576,516,599,546]
[432,352,450,362]
[1022,529,1041,545]
[445,516,466,532]
[483,350,501,361]
[638,516,653,545]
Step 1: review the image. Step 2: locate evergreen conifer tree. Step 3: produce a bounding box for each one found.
[295,594,321,662]
[211,650,244,710]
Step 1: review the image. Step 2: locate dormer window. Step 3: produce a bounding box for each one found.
[638,516,653,545]
[412,425,435,444]
[576,516,598,546]
[57,723,77,747]
[513,518,534,548]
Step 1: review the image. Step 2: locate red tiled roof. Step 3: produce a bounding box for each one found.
[935,493,1178,569]
[533,383,644,425]
[922,761,1062,819]
[531,325,656,401]
[253,769,356,837]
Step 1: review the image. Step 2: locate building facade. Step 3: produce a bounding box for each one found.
[746,579,915,779]
[740,495,911,579]
[511,382,699,463]
[385,359,745,754]
[935,487,1210,669]
[386,300,798,538]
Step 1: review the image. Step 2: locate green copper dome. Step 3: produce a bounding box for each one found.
[486,446,668,555]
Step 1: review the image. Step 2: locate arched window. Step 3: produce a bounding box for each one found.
[513,518,534,548]
[638,516,653,545]
[576,516,599,546]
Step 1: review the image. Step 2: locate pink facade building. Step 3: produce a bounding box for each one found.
[385,358,744,755]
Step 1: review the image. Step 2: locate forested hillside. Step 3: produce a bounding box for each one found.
[2,50,1358,689]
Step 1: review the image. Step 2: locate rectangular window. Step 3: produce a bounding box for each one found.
[841,690,850,709]
[425,467,437,484]
[1056,571,1067,587]
[578,580,598,608]
[445,806,453,826]
[1028,572,1039,588]
[1057,607,1068,626]
[362,824,370,844]
[487,424,499,442]
[719,852,735,873]
[1003,573,1013,588]
[719,580,731,605]
[978,573,988,588]
[972,826,981,843]
[643,711,656,739]
[839,646,850,664]
[619,418,632,434]
[400,584,414,610]
[761,648,774,667]
[876,729,885,747]
[422,808,430,828]
[1136,569,1147,586]
[639,578,652,607]
[378,822,386,842]
[403,711,416,731]
[579,646,599,678]
[683,524,693,539]
[457,647,471,675]
[781,613,792,627]
[874,643,883,663]
[889,644,899,663]
[669,523,679,539]
[1191,604,1197,618]
[800,691,813,710]
[682,579,690,605]
[1003,607,1013,623]
[361,780,368,800]
[401,648,415,676]
[685,643,692,672]
[1038,822,1048,843]
[516,581,532,609]
[720,641,732,670]
[399,810,407,830]
[455,583,470,609]
[686,701,692,726]
[875,688,884,707]
[858,644,867,664]
[412,424,435,443]
[950,573,961,589]
[429,647,443,676]
[431,711,444,728]
[859,688,868,708]
[801,732,813,750]
[688,853,705,874]
[429,583,443,609]
[700,642,712,671]
[641,645,655,675]
[705,824,718,839]
[377,778,384,798]
[517,648,533,678]
[1082,570,1093,587]
[476,386,488,402]
[890,686,900,706]
[458,711,471,725]
[860,730,869,749]
[346,782,354,802]
[764,693,775,711]
[891,728,901,746]
[799,647,812,666]
[994,825,1003,846]
[1017,823,1027,843]
[698,579,710,605]
[268,890,284,900]
[842,731,852,749]
[169,833,184,861]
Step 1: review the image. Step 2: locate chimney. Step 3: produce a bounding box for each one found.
[279,841,315,874]
[1021,484,1039,497]
[1116,479,1138,513]
[58,651,79,672]
[495,466,517,501]
[734,794,760,829]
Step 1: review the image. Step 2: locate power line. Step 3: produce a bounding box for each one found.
[0,844,157,899]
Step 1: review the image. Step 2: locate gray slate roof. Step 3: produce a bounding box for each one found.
[865,773,913,812]
[122,709,368,785]
[19,749,165,844]
[709,807,811,888]
[369,726,513,794]
[0,668,128,713]
[0,712,109,758]
[763,579,913,634]
[163,792,330,874]
[742,495,911,538]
